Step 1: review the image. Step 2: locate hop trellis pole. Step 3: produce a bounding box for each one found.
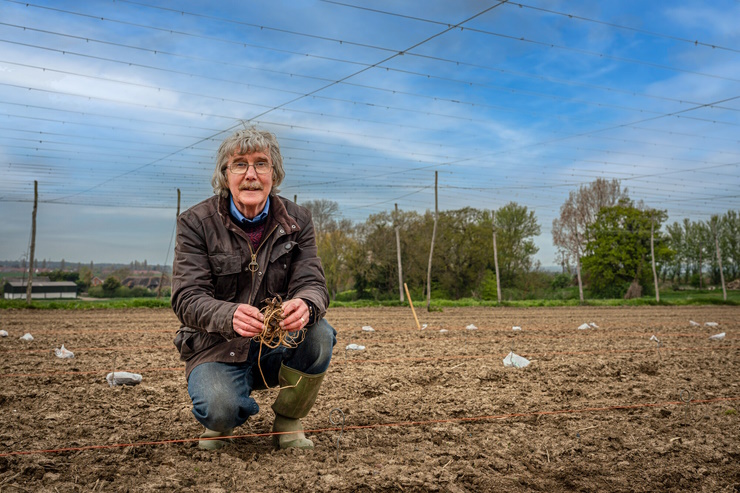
[25,180,38,306]
[425,171,437,311]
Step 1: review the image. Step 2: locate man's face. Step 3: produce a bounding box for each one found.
[226,149,273,219]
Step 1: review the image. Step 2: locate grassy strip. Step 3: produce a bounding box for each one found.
[0,298,171,310]
[0,293,736,310]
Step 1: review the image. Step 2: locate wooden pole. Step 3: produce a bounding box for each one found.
[26,180,38,305]
[575,227,584,303]
[395,203,404,302]
[713,220,727,301]
[650,217,660,303]
[404,283,420,329]
[294,194,297,204]
[157,189,180,299]
[426,171,437,310]
[492,211,501,303]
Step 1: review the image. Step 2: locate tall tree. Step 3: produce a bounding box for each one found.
[432,207,491,299]
[302,199,340,235]
[582,200,668,298]
[317,225,355,300]
[302,199,355,299]
[682,219,710,287]
[493,202,541,285]
[721,210,740,280]
[553,178,628,301]
[709,214,727,300]
[664,221,685,283]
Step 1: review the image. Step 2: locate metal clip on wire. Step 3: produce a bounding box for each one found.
[330,408,346,463]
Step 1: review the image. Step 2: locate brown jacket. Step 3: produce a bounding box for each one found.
[171,193,329,379]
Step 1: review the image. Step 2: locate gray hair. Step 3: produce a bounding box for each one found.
[211,126,285,197]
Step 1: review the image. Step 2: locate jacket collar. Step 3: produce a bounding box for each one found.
[218,193,300,235]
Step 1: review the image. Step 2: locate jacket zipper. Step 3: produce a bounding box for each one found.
[246,223,280,275]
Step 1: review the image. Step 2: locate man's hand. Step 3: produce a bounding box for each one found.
[232,304,265,338]
[280,298,309,332]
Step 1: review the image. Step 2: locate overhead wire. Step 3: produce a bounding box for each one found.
[1,0,736,246]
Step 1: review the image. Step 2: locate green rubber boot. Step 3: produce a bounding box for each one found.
[198,428,234,450]
[271,364,326,450]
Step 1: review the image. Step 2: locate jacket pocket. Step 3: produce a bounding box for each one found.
[208,253,241,301]
[174,328,225,361]
[264,241,297,299]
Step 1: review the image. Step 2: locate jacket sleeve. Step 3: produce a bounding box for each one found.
[171,210,237,338]
[288,211,330,321]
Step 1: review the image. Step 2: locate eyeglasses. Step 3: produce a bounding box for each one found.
[228,161,272,175]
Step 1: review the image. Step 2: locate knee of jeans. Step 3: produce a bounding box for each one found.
[302,319,336,373]
[193,392,259,431]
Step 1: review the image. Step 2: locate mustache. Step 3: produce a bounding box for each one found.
[238,182,264,191]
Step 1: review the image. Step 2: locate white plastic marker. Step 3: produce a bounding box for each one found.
[503,352,531,368]
[54,344,74,358]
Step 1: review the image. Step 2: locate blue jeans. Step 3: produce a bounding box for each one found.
[187,319,336,432]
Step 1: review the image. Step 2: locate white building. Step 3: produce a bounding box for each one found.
[3,280,77,300]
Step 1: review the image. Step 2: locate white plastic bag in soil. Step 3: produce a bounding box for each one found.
[19,333,33,341]
[709,332,725,341]
[503,351,531,368]
[54,344,74,358]
[106,371,142,387]
[345,343,365,351]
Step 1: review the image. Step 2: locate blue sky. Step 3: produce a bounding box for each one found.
[1,0,738,268]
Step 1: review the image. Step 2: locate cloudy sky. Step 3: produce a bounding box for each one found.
[1,0,738,268]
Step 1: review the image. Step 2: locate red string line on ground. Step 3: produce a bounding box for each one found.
[8,329,175,335]
[1,331,732,355]
[0,345,736,379]
[1,345,173,354]
[0,367,184,379]
[1,396,737,458]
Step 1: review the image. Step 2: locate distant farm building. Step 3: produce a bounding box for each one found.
[122,276,161,291]
[3,280,77,300]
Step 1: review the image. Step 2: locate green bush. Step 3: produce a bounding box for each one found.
[551,273,572,289]
[479,270,499,300]
[334,290,357,302]
[102,276,122,296]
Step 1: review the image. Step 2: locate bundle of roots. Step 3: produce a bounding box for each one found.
[254,296,306,388]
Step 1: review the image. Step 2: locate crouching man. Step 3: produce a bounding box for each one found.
[171,126,336,450]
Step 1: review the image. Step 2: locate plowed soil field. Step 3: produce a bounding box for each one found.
[0,305,738,492]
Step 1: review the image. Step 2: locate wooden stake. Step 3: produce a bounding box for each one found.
[157,188,180,299]
[650,217,660,303]
[26,180,38,305]
[426,171,438,310]
[713,218,727,301]
[492,210,501,303]
[394,203,404,302]
[404,283,420,329]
